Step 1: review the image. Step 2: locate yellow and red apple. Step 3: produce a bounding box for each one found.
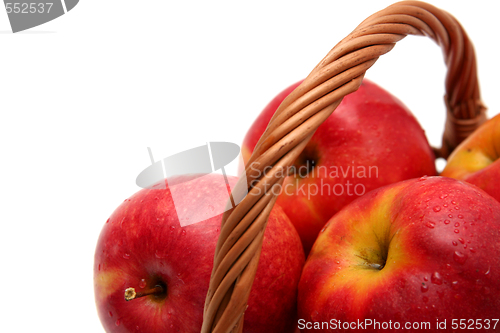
[298,176,500,331]
[441,113,500,202]
[242,79,436,254]
[94,173,304,333]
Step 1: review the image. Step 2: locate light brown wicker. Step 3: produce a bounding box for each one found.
[201,1,487,332]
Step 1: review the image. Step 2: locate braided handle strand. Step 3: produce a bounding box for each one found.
[202,2,486,332]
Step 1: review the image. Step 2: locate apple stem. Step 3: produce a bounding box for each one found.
[124,285,165,301]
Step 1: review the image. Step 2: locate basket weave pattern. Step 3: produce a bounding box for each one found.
[201,2,487,332]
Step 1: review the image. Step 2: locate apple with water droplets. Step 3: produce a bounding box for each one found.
[94,173,305,332]
[241,79,437,255]
[441,113,500,202]
[298,176,500,332]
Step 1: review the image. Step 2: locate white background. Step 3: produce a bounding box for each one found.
[1,1,498,332]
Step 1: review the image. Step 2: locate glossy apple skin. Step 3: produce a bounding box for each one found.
[441,113,500,202]
[298,176,500,332]
[242,79,437,254]
[94,174,305,333]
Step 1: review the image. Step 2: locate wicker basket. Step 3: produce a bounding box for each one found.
[201,1,487,332]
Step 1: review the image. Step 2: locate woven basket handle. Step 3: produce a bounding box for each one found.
[202,1,487,332]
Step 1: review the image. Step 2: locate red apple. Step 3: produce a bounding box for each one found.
[94,173,305,333]
[242,79,437,254]
[298,176,500,332]
[441,113,500,202]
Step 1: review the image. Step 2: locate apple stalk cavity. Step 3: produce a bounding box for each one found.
[124,284,166,302]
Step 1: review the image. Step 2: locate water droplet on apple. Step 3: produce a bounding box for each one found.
[181,229,186,235]
[454,229,460,234]
[452,241,457,246]
[458,214,464,219]
[421,283,429,293]
[454,206,460,210]
[433,206,441,212]
[453,251,467,264]
[109,311,113,317]
[470,247,476,253]
[451,281,459,290]
[106,218,110,224]
[444,220,450,225]
[440,194,448,199]
[431,272,443,285]
[451,200,457,205]
[448,214,453,218]
[170,226,176,230]
[115,320,120,326]
[474,279,483,291]
[485,267,491,275]
[418,176,428,181]
[423,276,428,282]
[139,279,147,289]
[123,253,130,260]
[457,238,464,244]
[425,221,436,229]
